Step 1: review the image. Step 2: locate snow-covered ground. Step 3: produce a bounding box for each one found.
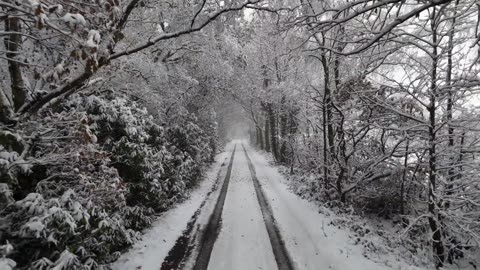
[111,144,232,270]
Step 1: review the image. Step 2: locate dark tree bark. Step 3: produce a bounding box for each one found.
[0,87,13,123]
[4,17,26,112]
[445,0,459,210]
[400,139,409,216]
[428,9,446,266]
[257,126,264,149]
[318,51,336,199]
[279,96,288,163]
[320,53,335,161]
[334,106,347,203]
[267,104,278,161]
[264,116,270,152]
[322,83,330,198]
[279,110,290,163]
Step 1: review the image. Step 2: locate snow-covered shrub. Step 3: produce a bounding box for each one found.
[66,93,214,211]
[164,113,214,188]
[0,85,218,269]
[67,95,168,210]
[0,184,13,210]
[0,109,139,268]
[0,241,16,270]
[0,258,16,270]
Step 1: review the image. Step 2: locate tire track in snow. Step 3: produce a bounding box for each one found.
[242,144,295,270]
[192,144,237,270]
[160,145,236,270]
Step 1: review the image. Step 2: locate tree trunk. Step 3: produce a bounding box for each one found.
[279,126,287,163]
[338,167,346,203]
[333,24,346,94]
[0,87,14,123]
[457,131,465,180]
[279,96,288,163]
[4,17,26,111]
[400,138,410,224]
[264,116,270,152]
[268,104,278,160]
[428,10,445,266]
[445,0,459,210]
[322,83,330,199]
[321,53,335,160]
[256,126,264,149]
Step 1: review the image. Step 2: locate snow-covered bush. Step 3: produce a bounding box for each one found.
[0,90,217,268]
[66,93,214,211]
[164,113,214,187]
[0,107,137,268]
[0,241,15,270]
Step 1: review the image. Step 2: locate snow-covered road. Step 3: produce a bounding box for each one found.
[113,141,409,270]
[207,144,278,270]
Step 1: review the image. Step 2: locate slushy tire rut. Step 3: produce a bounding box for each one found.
[192,145,237,270]
[242,145,295,270]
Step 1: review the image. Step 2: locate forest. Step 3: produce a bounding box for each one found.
[1,0,480,269]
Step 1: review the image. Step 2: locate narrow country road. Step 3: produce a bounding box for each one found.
[158,142,292,270]
[200,144,292,270]
[114,141,395,270]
